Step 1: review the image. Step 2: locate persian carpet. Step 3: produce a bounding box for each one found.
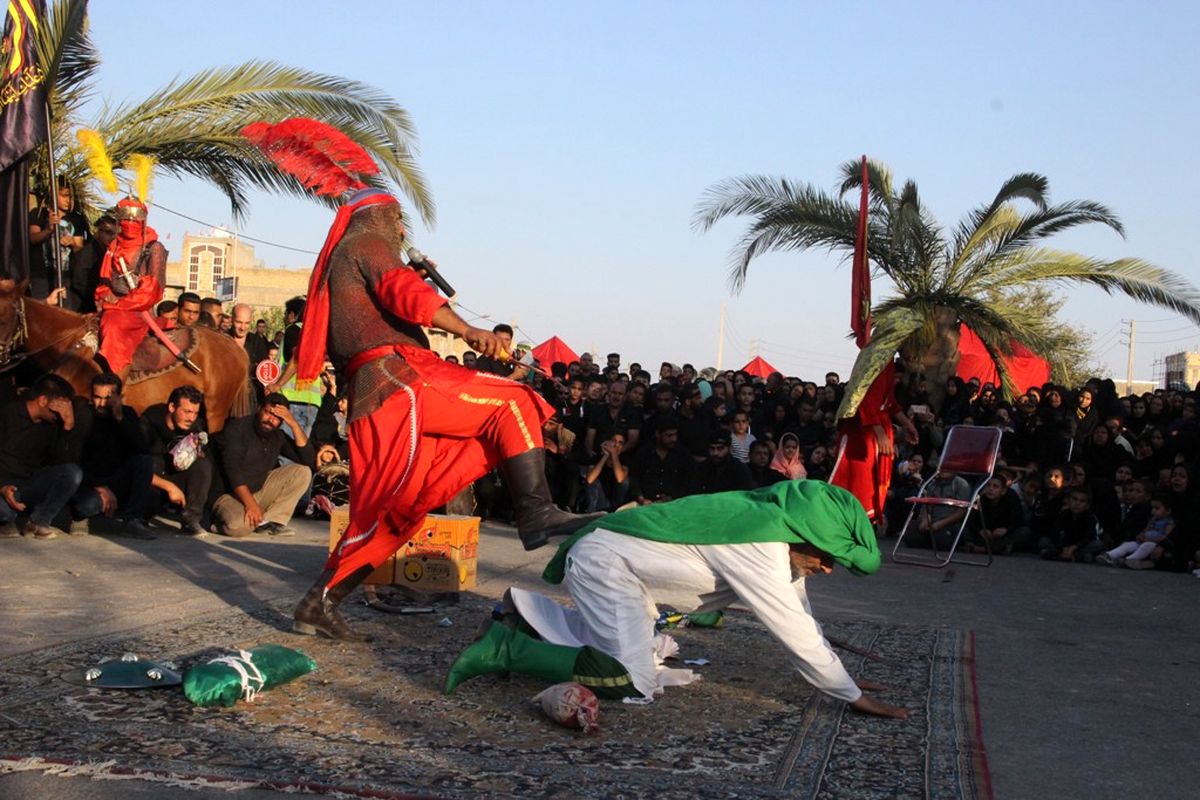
[0,594,991,799]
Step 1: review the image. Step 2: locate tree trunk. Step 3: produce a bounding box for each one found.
[899,306,960,414]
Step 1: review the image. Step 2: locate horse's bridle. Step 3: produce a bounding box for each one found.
[0,294,28,371]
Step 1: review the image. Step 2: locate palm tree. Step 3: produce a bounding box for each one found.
[693,158,1200,416]
[33,0,432,223]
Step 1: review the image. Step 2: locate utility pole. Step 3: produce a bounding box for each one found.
[716,302,726,370]
[1123,319,1136,395]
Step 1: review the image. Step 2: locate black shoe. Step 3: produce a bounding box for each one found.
[498,449,605,550]
[261,522,297,537]
[120,518,157,540]
[292,567,373,642]
[180,520,207,536]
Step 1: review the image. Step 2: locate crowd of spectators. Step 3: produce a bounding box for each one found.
[464,328,1200,578]
[8,226,1200,581]
[1,276,351,541]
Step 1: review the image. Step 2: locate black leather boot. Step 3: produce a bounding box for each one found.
[292,566,373,642]
[499,449,603,551]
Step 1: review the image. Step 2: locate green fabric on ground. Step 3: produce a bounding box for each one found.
[543,481,878,584]
[183,644,316,708]
[572,645,641,699]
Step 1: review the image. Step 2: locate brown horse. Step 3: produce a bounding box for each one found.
[0,278,252,432]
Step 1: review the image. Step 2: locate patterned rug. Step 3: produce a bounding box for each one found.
[0,594,991,799]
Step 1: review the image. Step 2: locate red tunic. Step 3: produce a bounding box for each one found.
[94,230,165,374]
[830,362,898,521]
[312,213,552,588]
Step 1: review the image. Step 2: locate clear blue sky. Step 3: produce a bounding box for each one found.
[87,1,1200,381]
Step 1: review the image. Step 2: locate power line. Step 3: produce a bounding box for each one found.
[149,201,320,256]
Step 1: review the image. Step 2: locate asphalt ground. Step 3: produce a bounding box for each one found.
[1,516,1195,798]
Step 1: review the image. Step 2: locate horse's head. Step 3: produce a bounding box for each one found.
[0,278,29,367]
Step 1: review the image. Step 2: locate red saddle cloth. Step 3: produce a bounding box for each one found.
[128,325,197,377]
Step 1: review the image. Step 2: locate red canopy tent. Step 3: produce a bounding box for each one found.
[741,355,780,380]
[956,325,1051,395]
[531,335,580,367]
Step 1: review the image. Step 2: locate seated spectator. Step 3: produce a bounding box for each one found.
[1109,476,1152,548]
[1097,491,1172,569]
[692,430,754,495]
[904,469,971,550]
[629,415,695,503]
[747,439,784,487]
[72,373,155,539]
[0,374,83,540]
[805,444,832,482]
[1037,488,1103,562]
[885,454,926,535]
[211,394,314,537]
[769,432,807,481]
[140,385,211,536]
[583,430,629,513]
[675,384,713,460]
[584,381,642,458]
[729,410,756,463]
[462,351,477,370]
[968,476,1029,554]
[176,292,201,327]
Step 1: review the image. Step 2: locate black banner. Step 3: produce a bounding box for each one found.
[0,0,48,282]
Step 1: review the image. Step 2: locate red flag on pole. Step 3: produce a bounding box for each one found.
[850,155,871,349]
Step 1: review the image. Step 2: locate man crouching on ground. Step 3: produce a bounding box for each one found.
[446,480,909,720]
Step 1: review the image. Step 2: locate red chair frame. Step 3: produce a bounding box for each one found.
[892,425,1003,568]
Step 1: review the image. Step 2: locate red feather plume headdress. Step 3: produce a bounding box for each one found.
[241,118,380,197]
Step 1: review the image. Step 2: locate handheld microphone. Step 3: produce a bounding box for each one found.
[405,246,457,299]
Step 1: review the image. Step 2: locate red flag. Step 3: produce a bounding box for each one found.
[850,155,871,348]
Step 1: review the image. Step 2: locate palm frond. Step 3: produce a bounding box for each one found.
[836,157,895,212]
[34,0,97,115]
[835,308,925,419]
[988,173,1049,212]
[979,250,1200,325]
[86,60,432,224]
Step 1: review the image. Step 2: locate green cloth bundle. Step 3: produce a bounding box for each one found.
[183,644,316,708]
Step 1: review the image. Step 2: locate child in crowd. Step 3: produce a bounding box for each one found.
[1096,494,1174,570]
[1037,488,1103,562]
[969,475,1028,554]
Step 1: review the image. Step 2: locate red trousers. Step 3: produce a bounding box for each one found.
[324,368,550,588]
[98,310,149,374]
[829,424,893,522]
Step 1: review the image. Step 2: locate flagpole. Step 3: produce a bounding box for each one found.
[43,103,64,305]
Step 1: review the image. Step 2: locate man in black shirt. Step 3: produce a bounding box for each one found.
[475,324,522,378]
[692,430,754,495]
[229,303,270,366]
[793,400,826,448]
[585,381,642,458]
[211,393,314,537]
[176,292,202,327]
[72,373,155,539]
[676,385,713,461]
[63,213,115,312]
[140,385,211,536]
[0,375,83,540]
[629,415,695,504]
[639,384,679,450]
[27,180,87,302]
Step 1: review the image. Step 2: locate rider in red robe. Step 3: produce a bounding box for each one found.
[292,190,599,641]
[94,198,165,375]
[829,362,918,526]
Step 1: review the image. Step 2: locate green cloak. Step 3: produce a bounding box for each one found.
[542,480,879,584]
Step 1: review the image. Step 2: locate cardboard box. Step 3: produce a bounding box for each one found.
[328,510,478,589]
[403,514,480,560]
[328,506,394,585]
[396,553,478,592]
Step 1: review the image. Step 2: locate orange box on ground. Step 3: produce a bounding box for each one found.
[328,510,478,589]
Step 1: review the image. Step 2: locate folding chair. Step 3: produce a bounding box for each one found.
[892,425,1003,568]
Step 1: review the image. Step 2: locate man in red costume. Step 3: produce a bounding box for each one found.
[292,189,600,641]
[93,198,166,376]
[829,362,918,529]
